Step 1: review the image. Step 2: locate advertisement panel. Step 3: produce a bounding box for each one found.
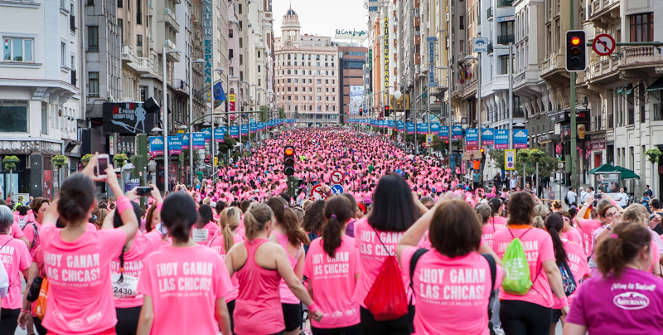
[465,128,479,150]
[149,137,164,157]
[495,129,509,149]
[481,128,494,146]
[452,125,464,139]
[513,129,529,149]
[102,102,157,135]
[349,86,364,115]
[439,126,449,139]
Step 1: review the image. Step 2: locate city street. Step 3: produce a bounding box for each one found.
[2,0,663,334]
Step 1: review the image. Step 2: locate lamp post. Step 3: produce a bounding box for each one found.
[239,80,249,147]
[162,46,181,193]
[189,58,204,186]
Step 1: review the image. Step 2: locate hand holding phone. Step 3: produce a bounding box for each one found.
[96,154,109,178]
[136,186,153,196]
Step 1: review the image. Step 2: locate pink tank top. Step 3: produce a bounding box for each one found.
[234,238,285,334]
[274,231,302,304]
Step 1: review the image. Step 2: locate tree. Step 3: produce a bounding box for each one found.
[278,107,285,119]
[81,153,95,167]
[259,105,269,122]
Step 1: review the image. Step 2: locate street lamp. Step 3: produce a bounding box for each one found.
[162,46,181,193]
[189,58,204,186]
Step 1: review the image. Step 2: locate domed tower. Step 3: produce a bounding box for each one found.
[281,6,301,44]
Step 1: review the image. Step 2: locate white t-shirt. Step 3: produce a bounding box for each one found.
[566,191,577,204]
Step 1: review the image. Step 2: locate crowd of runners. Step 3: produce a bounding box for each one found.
[0,128,661,335]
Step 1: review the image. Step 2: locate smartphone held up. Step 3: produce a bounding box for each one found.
[96,154,109,178]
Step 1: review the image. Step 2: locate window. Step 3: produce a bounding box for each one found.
[229,29,233,38]
[41,102,48,135]
[117,0,122,7]
[136,0,142,24]
[627,87,634,125]
[87,0,94,5]
[61,42,66,67]
[498,55,508,74]
[3,37,34,62]
[88,26,99,51]
[88,72,99,96]
[629,13,653,42]
[460,16,465,30]
[498,21,514,44]
[61,0,67,10]
[136,34,143,57]
[140,86,148,101]
[0,100,28,133]
[118,19,123,44]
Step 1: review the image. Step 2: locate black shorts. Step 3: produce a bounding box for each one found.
[115,306,141,335]
[551,309,562,324]
[282,303,303,331]
[312,324,360,335]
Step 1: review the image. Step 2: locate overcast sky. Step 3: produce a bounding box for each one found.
[272,0,368,38]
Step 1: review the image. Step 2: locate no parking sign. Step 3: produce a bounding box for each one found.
[331,170,344,184]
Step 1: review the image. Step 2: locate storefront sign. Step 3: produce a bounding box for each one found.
[103,102,157,135]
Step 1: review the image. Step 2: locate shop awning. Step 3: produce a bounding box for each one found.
[647,77,663,92]
[590,163,640,179]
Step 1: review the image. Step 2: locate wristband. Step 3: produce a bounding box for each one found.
[308,302,320,314]
[116,196,131,214]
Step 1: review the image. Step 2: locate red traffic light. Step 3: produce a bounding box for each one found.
[571,36,581,46]
[480,148,485,153]
[284,146,295,156]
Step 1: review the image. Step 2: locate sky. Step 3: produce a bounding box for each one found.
[272,0,368,39]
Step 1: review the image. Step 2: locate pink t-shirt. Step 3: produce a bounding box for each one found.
[562,226,583,248]
[576,219,602,256]
[0,235,31,309]
[40,224,127,334]
[207,233,243,302]
[304,235,360,329]
[552,239,589,309]
[354,218,409,307]
[481,220,506,252]
[494,226,555,308]
[138,244,232,335]
[566,268,663,334]
[191,222,220,245]
[10,222,25,240]
[22,221,40,256]
[274,231,303,304]
[401,248,502,335]
[110,231,163,308]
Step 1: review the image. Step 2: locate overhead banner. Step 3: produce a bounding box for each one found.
[230,125,239,138]
[192,132,205,149]
[213,81,226,107]
[167,135,182,155]
[406,122,415,134]
[214,127,225,142]
[181,133,190,150]
[495,129,509,149]
[465,128,479,150]
[430,121,440,133]
[201,128,212,142]
[229,94,236,112]
[481,128,495,146]
[513,129,529,149]
[241,124,249,135]
[452,125,464,139]
[416,123,427,134]
[439,126,450,139]
[148,137,164,157]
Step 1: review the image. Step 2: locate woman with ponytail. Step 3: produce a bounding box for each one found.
[544,213,589,334]
[226,203,322,335]
[207,206,243,332]
[266,197,310,335]
[304,196,360,334]
[565,222,663,334]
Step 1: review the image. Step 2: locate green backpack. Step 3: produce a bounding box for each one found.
[501,228,535,295]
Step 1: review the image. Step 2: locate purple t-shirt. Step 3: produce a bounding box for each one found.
[567,267,663,334]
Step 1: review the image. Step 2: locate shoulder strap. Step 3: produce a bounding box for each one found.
[481,253,497,322]
[481,253,497,292]
[409,248,429,290]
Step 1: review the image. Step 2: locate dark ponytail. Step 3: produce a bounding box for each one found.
[596,221,651,277]
[161,192,198,243]
[266,197,308,246]
[322,196,353,258]
[544,213,568,265]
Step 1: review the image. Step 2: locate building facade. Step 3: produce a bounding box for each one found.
[0,0,82,197]
[274,8,340,125]
[338,46,367,123]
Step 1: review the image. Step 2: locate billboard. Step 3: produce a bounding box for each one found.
[335,29,367,41]
[349,86,364,115]
[103,102,157,135]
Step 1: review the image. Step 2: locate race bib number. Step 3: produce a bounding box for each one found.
[192,228,209,243]
[111,273,139,299]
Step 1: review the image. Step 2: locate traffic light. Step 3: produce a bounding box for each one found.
[359,108,363,116]
[384,105,390,117]
[566,30,586,72]
[283,146,296,176]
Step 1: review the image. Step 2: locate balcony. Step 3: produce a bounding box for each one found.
[487,7,493,20]
[540,52,565,79]
[588,0,619,27]
[121,45,137,63]
[163,7,181,32]
[165,39,181,62]
[497,34,515,45]
[620,45,663,70]
[130,57,159,76]
[586,55,620,83]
